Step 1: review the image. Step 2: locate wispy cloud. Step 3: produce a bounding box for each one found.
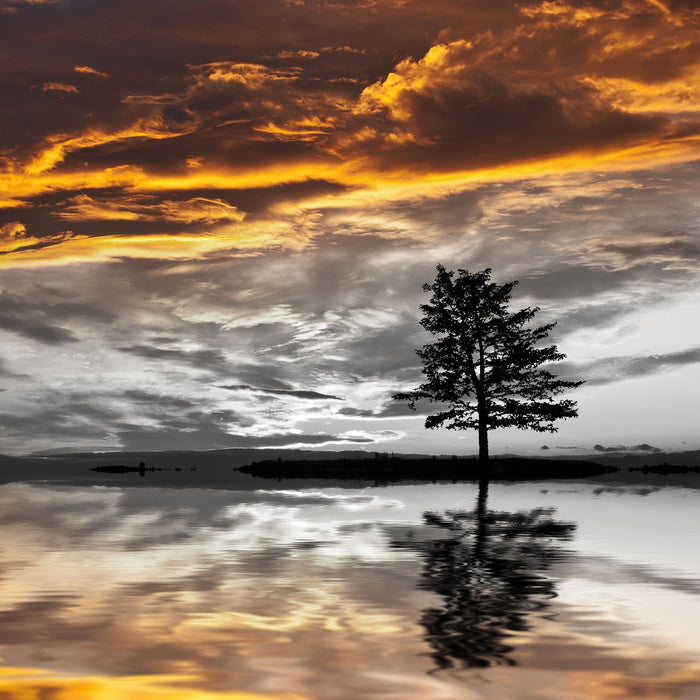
[220,384,343,401]
[560,347,700,386]
[0,291,116,345]
[41,82,79,95]
[73,65,108,78]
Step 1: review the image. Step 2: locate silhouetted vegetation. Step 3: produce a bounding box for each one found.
[394,482,576,670]
[630,463,700,475]
[90,463,182,476]
[394,265,583,464]
[238,456,616,481]
[91,465,147,474]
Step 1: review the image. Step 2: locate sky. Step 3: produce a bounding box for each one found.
[1,0,699,456]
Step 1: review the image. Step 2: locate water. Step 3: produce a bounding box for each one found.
[1,476,699,699]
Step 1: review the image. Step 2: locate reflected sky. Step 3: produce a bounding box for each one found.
[1,480,699,699]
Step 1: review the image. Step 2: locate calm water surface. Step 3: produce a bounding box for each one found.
[1,476,699,699]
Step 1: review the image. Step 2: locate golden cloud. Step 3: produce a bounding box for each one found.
[277,49,321,59]
[253,116,334,142]
[340,0,700,173]
[17,117,193,177]
[0,226,74,256]
[192,61,300,87]
[0,213,318,267]
[57,194,245,224]
[0,221,28,241]
[73,65,109,78]
[41,82,79,95]
[2,0,700,268]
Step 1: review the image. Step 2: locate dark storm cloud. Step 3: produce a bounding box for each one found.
[558,346,700,386]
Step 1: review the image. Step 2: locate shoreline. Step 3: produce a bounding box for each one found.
[1,448,699,489]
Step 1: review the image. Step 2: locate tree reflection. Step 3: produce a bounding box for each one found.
[395,480,576,670]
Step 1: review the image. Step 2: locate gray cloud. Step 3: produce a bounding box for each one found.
[0,290,116,345]
[593,443,662,453]
[220,384,343,401]
[560,347,700,386]
[520,264,667,301]
[338,397,435,420]
[0,407,119,447]
[117,427,376,452]
[121,390,198,410]
[589,231,700,268]
[0,297,77,345]
[117,344,229,370]
[0,356,25,379]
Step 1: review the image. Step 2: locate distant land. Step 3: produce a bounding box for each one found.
[1,447,699,489]
[238,455,617,481]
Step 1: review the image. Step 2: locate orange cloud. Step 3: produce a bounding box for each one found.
[192,61,300,87]
[0,224,75,257]
[253,117,334,142]
[277,49,321,59]
[57,194,245,224]
[21,118,193,176]
[2,0,700,268]
[340,2,700,173]
[41,82,79,95]
[73,65,109,78]
[0,213,317,267]
[0,221,28,242]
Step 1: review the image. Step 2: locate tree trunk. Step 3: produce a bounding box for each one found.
[478,420,489,464]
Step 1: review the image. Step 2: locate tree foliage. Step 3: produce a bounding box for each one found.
[395,265,583,461]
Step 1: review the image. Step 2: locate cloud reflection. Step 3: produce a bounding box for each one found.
[1,481,700,699]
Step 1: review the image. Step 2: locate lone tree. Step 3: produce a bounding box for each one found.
[395,265,582,464]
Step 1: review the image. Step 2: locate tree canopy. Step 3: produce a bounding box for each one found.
[395,265,583,462]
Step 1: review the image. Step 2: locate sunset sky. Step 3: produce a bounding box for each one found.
[1,0,699,456]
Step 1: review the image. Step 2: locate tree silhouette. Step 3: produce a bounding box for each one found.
[394,484,576,670]
[395,265,583,463]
